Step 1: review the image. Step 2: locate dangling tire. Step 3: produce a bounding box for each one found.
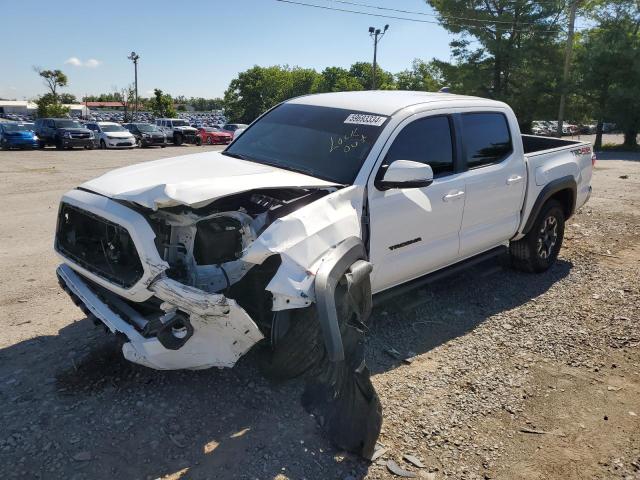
[510,199,565,273]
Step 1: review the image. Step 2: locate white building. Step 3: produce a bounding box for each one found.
[0,100,89,117]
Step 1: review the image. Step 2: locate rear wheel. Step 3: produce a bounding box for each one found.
[55,138,64,150]
[173,133,183,146]
[510,199,565,273]
[100,139,107,150]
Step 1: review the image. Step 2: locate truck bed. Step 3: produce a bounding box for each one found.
[522,134,582,154]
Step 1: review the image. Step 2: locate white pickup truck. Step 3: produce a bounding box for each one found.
[54,91,593,457]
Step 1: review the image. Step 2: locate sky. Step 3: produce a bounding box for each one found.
[0,0,457,101]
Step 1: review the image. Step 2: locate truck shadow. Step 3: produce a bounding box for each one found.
[366,255,572,374]
[0,254,571,480]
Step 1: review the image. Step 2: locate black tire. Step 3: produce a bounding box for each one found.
[173,133,183,146]
[195,136,202,146]
[38,140,46,149]
[100,139,107,150]
[136,138,143,148]
[161,145,166,148]
[55,138,64,150]
[510,199,565,273]
[206,136,213,145]
[1,140,9,150]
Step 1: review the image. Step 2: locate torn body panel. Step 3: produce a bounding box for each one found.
[244,185,365,310]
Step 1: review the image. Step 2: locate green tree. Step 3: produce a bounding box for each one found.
[426,0,565,98]
[59,93,77,104]
[149,89,177,118]
[35,68,68,99]
[395,59,442,91]
[576,0,640,148]
[34,68,70,118]
[316,67,363,92]
[349,62,395,90]
[223,65,314,123]
[36,93,70,117]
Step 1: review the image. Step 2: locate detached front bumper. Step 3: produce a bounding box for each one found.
[57,264,264,370]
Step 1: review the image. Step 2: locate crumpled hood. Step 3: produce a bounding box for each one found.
[80,150,339,210]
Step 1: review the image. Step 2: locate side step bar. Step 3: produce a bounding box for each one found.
[373,246,508,306]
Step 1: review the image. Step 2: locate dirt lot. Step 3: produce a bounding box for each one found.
[0,145,638,480]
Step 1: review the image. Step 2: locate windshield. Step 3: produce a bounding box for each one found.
[172,120,189,127]
[225,104,388,184]
[101,124,127,132]
[136,124,159,132]
[55,120,82,129]
[4,124,31,132]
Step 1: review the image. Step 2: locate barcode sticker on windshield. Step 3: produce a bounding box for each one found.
[344,113,387,126]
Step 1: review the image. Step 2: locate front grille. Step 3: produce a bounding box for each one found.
[70,132,90,139]
[56,203,144,288]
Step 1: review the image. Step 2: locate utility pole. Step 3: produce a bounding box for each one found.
[127,51,140,121]
[557,0,579,137]
[369,24,389,90]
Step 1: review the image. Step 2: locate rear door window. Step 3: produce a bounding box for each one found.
[461,113,513,168]
[385,115,455,176]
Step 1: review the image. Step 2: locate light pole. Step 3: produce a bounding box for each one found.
[369,24,389,90]
[127,51,140,121]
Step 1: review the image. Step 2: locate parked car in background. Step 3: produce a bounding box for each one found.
[222,123,249,138]
[85,122,136,149]
[34,118,94,149]
[156,118,201,145]
[197,127,233,145]
[123,123,167,148]
[0,122,39,150]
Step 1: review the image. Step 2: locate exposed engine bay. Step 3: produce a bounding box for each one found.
[146,188,330,300]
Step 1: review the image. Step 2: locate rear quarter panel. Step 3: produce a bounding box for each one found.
[519,142,593,236]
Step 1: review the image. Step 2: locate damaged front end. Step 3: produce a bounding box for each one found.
[54,184,363,370]
[55,182,381,458]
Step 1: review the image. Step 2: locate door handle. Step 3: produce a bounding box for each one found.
[506,175,524,185]
[443,190,465,202]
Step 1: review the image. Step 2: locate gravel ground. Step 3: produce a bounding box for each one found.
[0,145,638,480]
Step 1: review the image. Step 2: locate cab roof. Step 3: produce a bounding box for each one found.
[287,90,506,116]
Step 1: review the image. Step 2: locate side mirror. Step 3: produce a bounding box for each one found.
[377,160,434,190]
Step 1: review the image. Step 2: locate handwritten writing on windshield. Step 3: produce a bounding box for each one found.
[329,128,368,154]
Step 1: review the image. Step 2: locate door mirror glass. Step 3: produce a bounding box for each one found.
[378,160,434,190]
